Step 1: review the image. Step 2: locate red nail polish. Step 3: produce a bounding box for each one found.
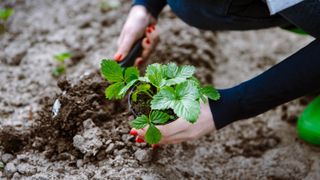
[150,24,155,30]
[146,39,150,44]
[136,137,144,143]
[114,54,122,61]
[137,59,143,66]
[152,144,159,149]
[130,129,138,136]
[146,28,152,33]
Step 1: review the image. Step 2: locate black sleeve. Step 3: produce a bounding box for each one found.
[132,0,167,18]
[210,39,320,129]
[279,0,320,38]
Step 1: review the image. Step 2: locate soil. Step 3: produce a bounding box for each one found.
[130,89,152,117]
[0,0,319,179]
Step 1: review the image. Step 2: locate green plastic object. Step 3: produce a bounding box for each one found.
[282,26,308,36]
[297,96,320,145]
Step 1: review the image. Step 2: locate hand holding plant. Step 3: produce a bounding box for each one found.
[114,5,158,66]
[100,60,220,144]
[134,102,216,145]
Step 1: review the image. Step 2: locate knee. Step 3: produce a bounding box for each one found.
[167,0,192,24]
[167,0,208,29]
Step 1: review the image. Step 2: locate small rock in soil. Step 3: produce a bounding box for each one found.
[96,150,106,161]
[4,162,17,178]
[12,172,22,180]
[57,152,75,161]
[16,163,37,176]
[1,153,14,163]
[73,119,103,156]
[105,143,115,154]
[30,173,50,180]
[76,159,84,168]
[17,154,29,162]
[134,149,152,163]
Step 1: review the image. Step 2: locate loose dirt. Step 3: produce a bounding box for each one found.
[0,0,319,179]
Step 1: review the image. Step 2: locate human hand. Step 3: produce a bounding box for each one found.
[130,101,216,146]
[114,5,159,66]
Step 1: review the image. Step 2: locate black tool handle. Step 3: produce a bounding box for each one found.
[119,37,144,67]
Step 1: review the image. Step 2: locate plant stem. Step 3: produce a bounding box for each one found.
[143,91,153,99]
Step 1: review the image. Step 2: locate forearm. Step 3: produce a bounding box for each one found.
[210,39,320,129]
[132,0,167,18]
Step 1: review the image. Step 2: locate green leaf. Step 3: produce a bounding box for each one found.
[100,59,124,83]
[201,86,220,101]
[132,91,138,102]
[0,8,14,21]
[150,111,170,124]
[179,65,195,77]
[138,77,150,82]
[52,65,65,77]
[131,83,151,102]
[124,67,139,82]
[118,79,138,96]
[129,115,149,129]
[136,83,151,92]
[189,76,201,87]
[145,63,165,88]
[151,81,201,123]
[105,82,125,100]
[173,99,200,123]
[174,81,201,122]
[165,65,196,86]
[151,86,176,110]
[165,63,179,78]
[54,52,72,62]
[175,81,200,100]
[0,161,4,170]
[145,124,162,144]
[200,95,207,103]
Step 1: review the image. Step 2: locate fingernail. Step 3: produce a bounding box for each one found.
[137,59,143,66]
[152,144,159,149]
[146,38,150,45]
[130,129,138,136]
[114,54,122,61]
[146,27,152,33]
[150,24,155,30]
[135,137,145,143]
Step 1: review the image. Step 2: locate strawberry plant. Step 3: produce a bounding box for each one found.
[0,7,14,34]
[100,60,220,144]
[52,52,72,77]
[0,8,14,21]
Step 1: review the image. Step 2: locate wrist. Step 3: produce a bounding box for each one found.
[131,5,156,25]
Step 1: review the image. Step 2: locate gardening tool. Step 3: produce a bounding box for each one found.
[297,95,320,146]
[119,37,144,67]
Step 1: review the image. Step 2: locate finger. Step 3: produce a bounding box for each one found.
[114,31,136,61]
[129,128,138,136]
[134,57,144,67]
[117,29,125,47]
[141,37,152,59]
[147,25,159,44]
[135,136,145,143]
[157,118,191,137]
[136,126,148,137]
[141,28,159,60]
[158,130,194,144]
